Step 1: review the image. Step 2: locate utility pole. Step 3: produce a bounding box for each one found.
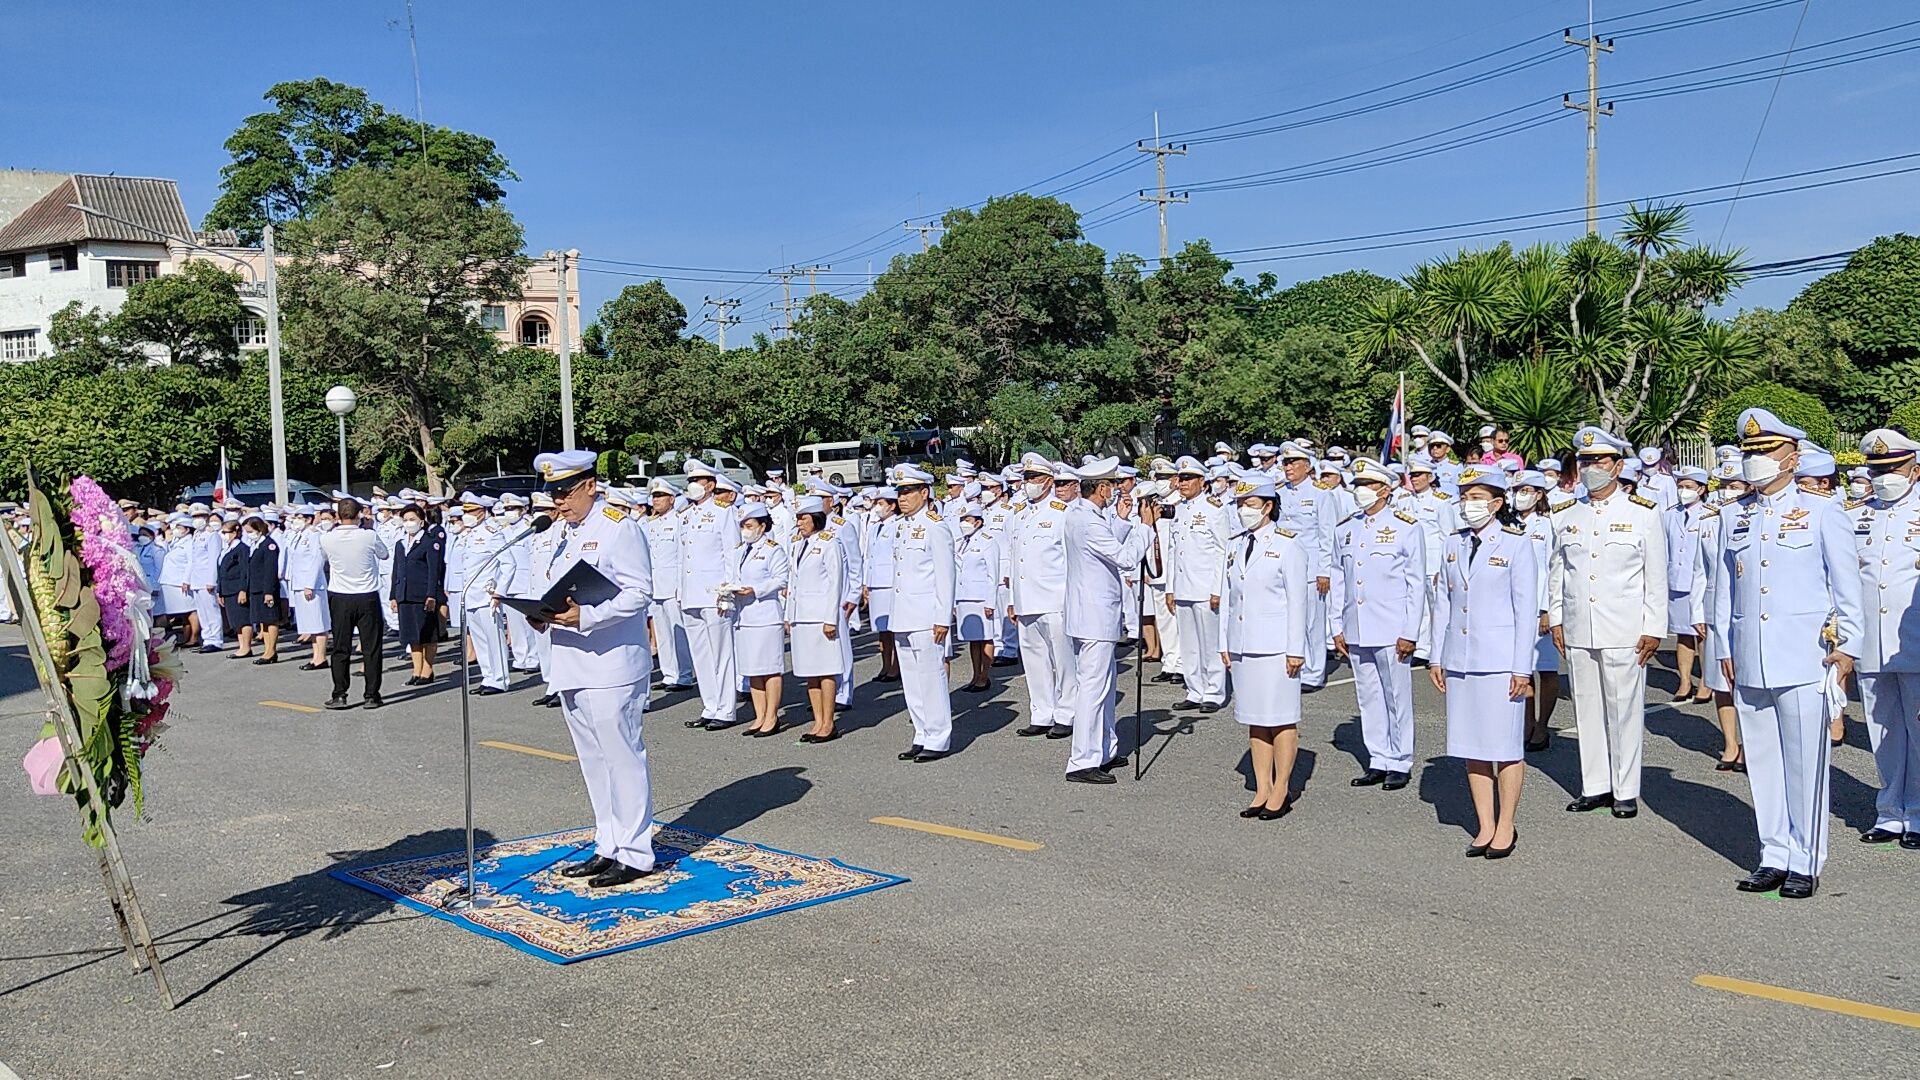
[552,249,576,450]
[903,219,943,251]
[262,224,289,506]
[1136,111,1188,262]
[768,267,798,337]
[702,296,741,350]
[797,263,830,295]
[1563,6,1614,235]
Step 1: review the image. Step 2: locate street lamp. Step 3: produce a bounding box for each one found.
[68,203,290,506]
[325,385,357,493]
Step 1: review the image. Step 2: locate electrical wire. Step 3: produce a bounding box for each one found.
[1718,0,1816,243]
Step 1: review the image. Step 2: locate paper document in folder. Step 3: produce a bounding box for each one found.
[500,560,620,620]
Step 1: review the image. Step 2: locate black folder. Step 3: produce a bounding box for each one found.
[498,559,621,620]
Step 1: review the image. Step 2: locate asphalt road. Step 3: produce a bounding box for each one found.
[1,626,1915,1079]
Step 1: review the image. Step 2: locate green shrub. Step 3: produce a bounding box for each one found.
[1707,381,1836,450]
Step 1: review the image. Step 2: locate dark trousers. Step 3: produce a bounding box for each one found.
[328,590,384,701]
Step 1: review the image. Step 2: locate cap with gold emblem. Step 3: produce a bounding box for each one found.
[533,449,599,491]
[1859,427,1920,467]
[1735,407,1803,453]
[1572,426,1631,457]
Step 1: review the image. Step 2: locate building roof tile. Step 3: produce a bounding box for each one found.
[0,175,192,255]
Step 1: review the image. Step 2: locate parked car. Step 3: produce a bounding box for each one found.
[179,479,329,507]
[793,440,882,487]
[466,474,543,500]
[634,449,756,490]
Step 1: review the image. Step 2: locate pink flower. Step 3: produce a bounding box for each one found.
[22,737,63,796]
[67,476,143,670]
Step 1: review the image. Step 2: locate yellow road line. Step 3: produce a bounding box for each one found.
[479,739,577,762]
[260,700,322,714]
[1695,974,1920,1029]
[870,816,1042,852]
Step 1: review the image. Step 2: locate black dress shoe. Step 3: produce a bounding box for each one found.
[545,696,560,708]
[1014,725,1051,737]
[1239,806,1265,819]
[1860,828,1903,844]
[1715,758,1742,771]
[1484,834,1518,859]
[750,726,782,738]
[1611,798,1638,819]
[1256,803,1291,821]
[898,745,923,761]
[1381,771,1410,791]
[1197,702,1222,713]
[533,693,558,708]
[1735,866,1788,893]
[323,696,352,710]
[1351,769,1388,787]
[1171,700,1204,712]
[587,862,656,889]
[1045,724,1073,739]
[684,718,708,728]
[1301,684,1323,695]
[1524,737,1550,753]
[1151,672,1176,684]
[960,682,992,693]
[558,855,615,879]
[1566,793,1615,812]
[1066,767,1117,785]
[1100,755,1128,772]
[702,718,743,731]
[660,683,696,693]
[472,686,504,696]
[197,644,221,654]
[912,749,948,763]
[1778,873,1817,899]
[1168,674,1184,686]
[1465,840,1491,857]
[991,657,1020,667]
[362,696,384,710]
[1902,833,1920,850]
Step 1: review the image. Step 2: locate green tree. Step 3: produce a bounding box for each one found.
[278,160,529,493]
[1243,268,1398,338]
[45,303,139,371]
[203,77,515,243]
[1791,234,1920,365]
[111,261,246,370]
[1730,306,1882,433]
[1708,381,1836,451]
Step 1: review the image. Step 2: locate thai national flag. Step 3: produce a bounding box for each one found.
[1380,376,1404,465]
[212,449,229,505]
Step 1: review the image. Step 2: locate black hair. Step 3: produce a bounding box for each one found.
[799,511,827,533]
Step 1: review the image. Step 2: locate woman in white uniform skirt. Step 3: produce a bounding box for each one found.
[953,503,1004,692]
[157,517,199,622]
[862,489,900,681]
[1218,478,1310,821]
[1429,469,1538,859]
[282,508,332,670]
[730,503,791,736]
[1512,471,1558,751]
[1696,462,1746,770]
[786,496,847,743]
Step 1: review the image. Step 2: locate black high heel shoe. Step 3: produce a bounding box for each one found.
[1238,806,1264,819]
[1465,839,1493,857]
[1256,801,1292,821]
[1485,830,1519,859]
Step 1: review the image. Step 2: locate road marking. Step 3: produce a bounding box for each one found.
[870,816,1043,852]
[260,700,322,714]
[1695,974,1920,1029]
[479,739,577,762]
[1323,676,1355,688]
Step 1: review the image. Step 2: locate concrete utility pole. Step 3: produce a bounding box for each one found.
[1136,111,1188,262]
[768,267,798,337]
[1563,7,1615,235]
[797,264,830,295]
[702,296,742,350]
[552,249,576,450]
[903,219,944,251]
[262,224,289,505]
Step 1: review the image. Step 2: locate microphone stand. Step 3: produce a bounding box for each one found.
[446,513,551,912]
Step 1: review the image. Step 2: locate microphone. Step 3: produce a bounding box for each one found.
[505,512,555,546]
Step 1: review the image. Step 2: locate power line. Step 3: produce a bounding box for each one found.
[1719,0,1816,243]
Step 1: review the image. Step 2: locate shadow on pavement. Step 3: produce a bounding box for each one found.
[1417,756,1477,835]
[669,766,811,837]
[1642,766,1753,868]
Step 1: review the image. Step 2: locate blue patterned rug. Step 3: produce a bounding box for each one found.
[330,825,907,963]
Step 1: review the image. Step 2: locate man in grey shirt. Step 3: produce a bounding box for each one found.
[320,497,390,709]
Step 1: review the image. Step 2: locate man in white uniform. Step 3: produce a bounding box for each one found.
[1849,428,1920,851]
[530,451,659,889]
[1062,458,1154,784]
[888,465,956,761]
[1008,452,1076,739]
[1549,426,1667,820]
[642,479,694,692]
[677,461,742,729]
[1168,456,1228,713]
[454,492,512,695]
[1331,459,1427,789]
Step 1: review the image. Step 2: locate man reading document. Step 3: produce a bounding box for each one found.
[527,449,659,888]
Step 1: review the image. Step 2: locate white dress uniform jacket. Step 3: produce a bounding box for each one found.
[891,506,957,753]
[1845,489,1920,834]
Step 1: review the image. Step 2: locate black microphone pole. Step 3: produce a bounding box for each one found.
[447,511,552,911]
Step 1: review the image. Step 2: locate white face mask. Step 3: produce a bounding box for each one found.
[1480,440,1495,454]
[1677,487,1700,506]
[961,520,979,536]
[1848,481,1869,498]
[741,524,764,544]
[505,509,524,524]
[1580,465,1616,493]
[1741,454,1782,485]
[1871,473,1912,503]
[447,520,465,534]
[1459,500,1494,528]
[691,479,715,500]
[1023,481,1048,503]
[1353,485,1382,512]
[1211,479,1231,495]
[318,520,336,532]
[980,489,999,506]
[172,527,190,540]
[1513,490,1539,512]
[1237,506,1266,531]
[136,535,153,546]
[460,512,479,527]
[402,520,422,535]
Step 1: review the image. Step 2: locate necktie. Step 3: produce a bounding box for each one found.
[1469,531,1482,565]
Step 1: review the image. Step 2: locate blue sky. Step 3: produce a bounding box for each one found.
[4,1,1916,339]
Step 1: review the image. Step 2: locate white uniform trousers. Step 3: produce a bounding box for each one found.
[897,629,953,752]
[1121,579,1140,641]
[466,604,509,690]
[1173,600,1225,705]
[1067,637,1120,773]
[682,605,737,723]
[997,583,1020,656]
[194,587,225,647]
[1154,588,1186,676]
[1858,672,1920,834]
[534,619,553,683]
[504,605,540,671]
[837,602,855,707]
[1734,681,1831,876]
[1567,647,1646,799]
[1016,612,1074,728]
[1413,579,1435,660]
[1301,588,1328,688]
[379,568,398,630]
[650,597,692,686]
[445,599,464,632]
[1350,644,1415,773]
[558,683,655,871]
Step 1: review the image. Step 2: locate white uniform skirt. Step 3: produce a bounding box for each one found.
[735,622,786,678]
[159,585,197,616]
[1667,590,1695,636]
[290,587,331,635]
[867,586,894,631]
[956,599,998,642]
[1444,670,1524,762]
[1228,652,1302,728]
[790,618,847,678]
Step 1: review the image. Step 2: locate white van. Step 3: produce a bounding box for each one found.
[794,440,881,487]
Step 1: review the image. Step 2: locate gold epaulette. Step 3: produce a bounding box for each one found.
[1700,505,1720,518]
[1843,497,1867,511]
[1049,500,1067,511]
[603,506,627,522]
[1628,493,1656,509]
[1550,500,1574,513]
[1275,527,1297,538]
[818,529,834,540]
[927,511,942,522]
[1503,524,1524,535]
[1394,510,1417,524]
[1207,496,1223,508]
[1432,491,1451,500]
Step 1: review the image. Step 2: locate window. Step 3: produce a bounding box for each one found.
[47,245,78,272]
[106,260,160,288]
[518,315,551,346]
[235,316,267,348]
[1,329,39,360]
[0,254,23,279]
[478,304,506,330]
[819,445,861,462]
